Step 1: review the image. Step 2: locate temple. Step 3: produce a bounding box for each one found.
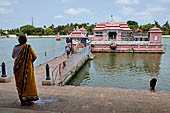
[91,21,164,53]
[66,27,88,53]
[93,21,131,41]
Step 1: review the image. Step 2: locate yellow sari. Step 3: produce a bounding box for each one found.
[13,44,38,102]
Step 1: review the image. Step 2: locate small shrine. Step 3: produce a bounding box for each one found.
[56,32,61,41]
[66,27,88,53]
[149,27,162,44]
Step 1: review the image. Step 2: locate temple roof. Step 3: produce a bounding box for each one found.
[66,27,88,39]
[80,27,88,34]
[149,27,162,33]
[94,21,131,31]
[134,29,143,32]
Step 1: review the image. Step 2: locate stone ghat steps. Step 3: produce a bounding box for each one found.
[1,85,170,113]
[1,49,170,113]
[0,107,58,113]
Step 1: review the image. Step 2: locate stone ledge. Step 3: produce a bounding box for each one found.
[42,80,54,86]
[0,76,11,83]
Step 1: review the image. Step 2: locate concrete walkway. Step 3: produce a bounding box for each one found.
[1,53,170,113]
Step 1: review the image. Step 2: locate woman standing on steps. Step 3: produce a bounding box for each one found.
[12,34,39,106]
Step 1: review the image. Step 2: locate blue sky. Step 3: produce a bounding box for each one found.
[0,0,170,29]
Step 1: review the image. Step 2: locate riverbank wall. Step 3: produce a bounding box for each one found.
[59,54,89,85]
[0,35,94,39]
[91,41,164,53]
[0,35,169,39]
[162,35,170,38]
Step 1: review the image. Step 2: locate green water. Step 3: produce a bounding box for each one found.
[68,38,170,91]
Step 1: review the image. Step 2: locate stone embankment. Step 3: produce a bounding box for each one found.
[0,50,170,113]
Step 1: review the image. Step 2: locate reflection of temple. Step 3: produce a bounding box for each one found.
[93,53,162,76]
[142,54,161,76]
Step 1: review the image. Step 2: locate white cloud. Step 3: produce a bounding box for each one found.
[135,12,152,20]
[13,0,19,5]
[0,1,11,6]
[115,0,139,5]
[146,7,166,13]
[56,0,72,3]
[135,6,166,17]
[64,8,91,15]
[122,7,134,15]
[160,0,170,3]
[0,7,11,14]
[54,15,64,19]
[133,6,166,22]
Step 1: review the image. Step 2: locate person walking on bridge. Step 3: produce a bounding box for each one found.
[65,44,71,58]
[12,34,39,106]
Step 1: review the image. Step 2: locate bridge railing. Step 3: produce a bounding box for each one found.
[51,45,91,85]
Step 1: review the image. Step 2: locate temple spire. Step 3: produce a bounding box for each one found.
[111,15,114,22]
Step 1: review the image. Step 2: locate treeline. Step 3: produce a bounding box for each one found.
[0,21,170,36]
[0,23,96,36]
[127,20,170,35]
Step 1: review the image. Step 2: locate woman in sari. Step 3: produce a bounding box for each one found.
[12,35,39,105]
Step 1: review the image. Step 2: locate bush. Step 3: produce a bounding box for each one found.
[91,44,95,47]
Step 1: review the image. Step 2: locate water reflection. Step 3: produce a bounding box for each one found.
[93,53,161,77]
[68,61,91,86]
[68,47,165,90]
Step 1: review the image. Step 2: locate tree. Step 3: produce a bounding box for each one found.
[139,24,154,31]
[127,20,139,30]
[162,31,169,35]
[20,25,36,35]
[162,21,170,35]
[43,25,46,29]
[129,25,139,30]
[85,24,95,35]
[64,24,74,34]
[44,28,54,35]
[0,29,6,35]
[154,20,161,28]
[7,28,20,35]
[34,27,44,35]
[127,20,138,26]
[49,24,55,30]
[56,25,65,35]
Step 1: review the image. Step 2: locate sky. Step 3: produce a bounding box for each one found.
[0,0,170,29]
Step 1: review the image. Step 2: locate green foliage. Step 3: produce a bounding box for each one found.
[163,31,169,35]
[127,20,138,26]
[85,24,96,35]
[20,25,35,35]
[91,44,95,47]
[154,20,161,28]
[127,20,139,30]
[139,24,155,31]
[34,27,44,35]
[49,24,54,30]
[7,28,20,35]
[129,25,139,30]
[0,29,7,35]
[44,28,54,35]
[162,21,170,35]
